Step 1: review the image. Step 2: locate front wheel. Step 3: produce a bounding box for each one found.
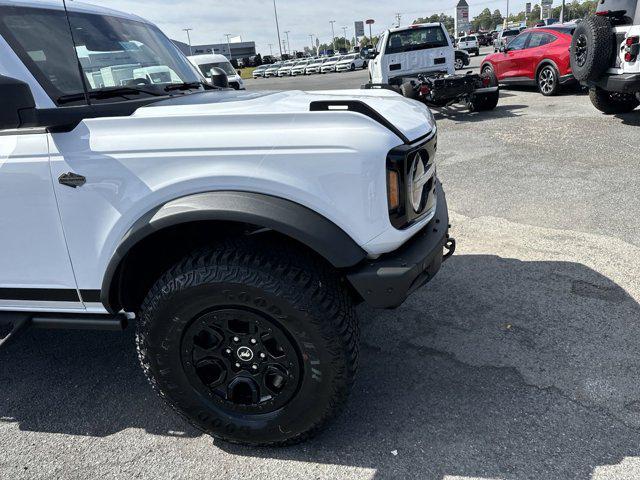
[137,238,359,446]
[454,58,464,70]
[469,89,500,112]
[589,87,640,114]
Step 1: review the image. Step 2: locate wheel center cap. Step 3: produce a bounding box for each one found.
[237,346,254,362]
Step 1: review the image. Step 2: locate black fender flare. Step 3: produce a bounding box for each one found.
[535,59,560,80]
[101,191,367,311]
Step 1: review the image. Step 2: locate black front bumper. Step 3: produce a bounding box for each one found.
[346,182,453,309]
[587,73,640,93]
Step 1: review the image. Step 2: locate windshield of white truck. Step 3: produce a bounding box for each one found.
[0,5,203,106]
[386,26,449,54]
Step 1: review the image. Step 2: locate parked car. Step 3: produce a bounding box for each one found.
[454,49,471,70]
[263,62,283,77]
[0,0,453,447]
[335,53,367,72]
[252,64,269,78]
[290,59,310,76]
[477,32,493,46]
[321,55,343,73]
[482,25,577,96]
[458,35,480,56]
[570,0,640,114]
[305,57,327,74]
[277,60,296,77]
[494,28,520,52]
[187,54,245,90]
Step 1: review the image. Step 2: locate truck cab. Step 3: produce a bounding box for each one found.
[366,23,455,85]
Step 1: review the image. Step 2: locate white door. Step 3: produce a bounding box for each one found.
[0,132,82,310]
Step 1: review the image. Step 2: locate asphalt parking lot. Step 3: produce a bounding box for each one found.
[3,47,640,480]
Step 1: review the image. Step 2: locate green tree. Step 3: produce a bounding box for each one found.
[491,9,504,29]
[412,14,455,34]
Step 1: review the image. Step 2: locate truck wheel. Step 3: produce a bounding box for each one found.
[400,82,419,100]
[136,238,358,446]
[469,89,499,112]
[537,64,560,96]
[570,16,615,82]
[589,87,640,114]
[455,57,464,70]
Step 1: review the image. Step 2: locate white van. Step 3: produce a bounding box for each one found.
[187,54,245,90]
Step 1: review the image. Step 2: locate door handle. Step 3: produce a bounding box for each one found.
[58,172,86,188]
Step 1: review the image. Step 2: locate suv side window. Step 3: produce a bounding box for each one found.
[0,6,86,103]
[507,33,530,51]
[528,32,556,48]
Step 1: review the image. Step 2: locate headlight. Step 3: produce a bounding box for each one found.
[408,150,431,213]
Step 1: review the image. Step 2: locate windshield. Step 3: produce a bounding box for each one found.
[386,26,449,54]
[196,61,236,77]
[0,5,202,106]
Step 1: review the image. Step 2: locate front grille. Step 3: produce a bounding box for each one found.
[386,132,437,229]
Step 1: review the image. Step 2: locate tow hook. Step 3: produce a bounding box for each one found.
[443,236,456,262]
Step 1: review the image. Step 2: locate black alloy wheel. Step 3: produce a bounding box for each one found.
[181,308,301,414]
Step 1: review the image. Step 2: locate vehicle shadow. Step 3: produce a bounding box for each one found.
[2,254,640,479]
[433,102,529,122]
[617,110,640,126]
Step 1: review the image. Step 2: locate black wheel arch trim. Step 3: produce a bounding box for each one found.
[101,191,367,313]
[536,59,560,78]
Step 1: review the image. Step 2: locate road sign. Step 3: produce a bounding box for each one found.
[526,2,532,14]
[355,21,365,37]
[366,19,375,25]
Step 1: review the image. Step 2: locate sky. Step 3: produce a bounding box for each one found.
[97,0,538,54]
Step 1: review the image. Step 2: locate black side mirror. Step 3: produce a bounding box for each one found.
[209,67,229,88]
[500,45,508,53]
[361,49,378,60]
[0,75,36,130]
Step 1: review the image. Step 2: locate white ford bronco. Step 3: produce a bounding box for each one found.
[570,0,640,113]
[0,1,454,445]
[364,23,500,112]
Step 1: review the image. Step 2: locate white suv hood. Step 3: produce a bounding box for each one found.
[136,89,435,142]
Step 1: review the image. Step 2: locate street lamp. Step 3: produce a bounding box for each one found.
[329,20,336,53]
[273,0,283,57]
[268,43,273,56]
[182,28,193,56]
[342,26,348,50]
[284,30,291,55]
[224,34,233,60]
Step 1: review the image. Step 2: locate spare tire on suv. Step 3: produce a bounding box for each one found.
[570,16,616,82]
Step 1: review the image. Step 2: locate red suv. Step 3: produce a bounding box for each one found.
[481,25,577,96]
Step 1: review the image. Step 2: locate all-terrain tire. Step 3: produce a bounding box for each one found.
[469,89,500,112]
[570,16,615,82]
[136,237,359,446]
[589,87,640,114]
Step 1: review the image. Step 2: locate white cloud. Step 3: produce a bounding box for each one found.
[95,0,534,54]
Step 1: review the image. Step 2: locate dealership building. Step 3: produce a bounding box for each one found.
[172,39,257,60]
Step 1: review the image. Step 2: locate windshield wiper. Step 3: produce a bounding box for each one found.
[57,86,166,105]
[164,82,208,92]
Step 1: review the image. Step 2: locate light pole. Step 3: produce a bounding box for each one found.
[224,34,233,60]
[273,0,283,57]
[284,30,291,55]
[342,26,348,50]
[560,0,566,22]
[329,20,336,53]
[183,28,193,56]
[268,43,273,56]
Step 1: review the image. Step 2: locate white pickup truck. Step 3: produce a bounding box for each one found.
[364,23,500,112]
[570,0,640,113]
[0,0,454,445]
